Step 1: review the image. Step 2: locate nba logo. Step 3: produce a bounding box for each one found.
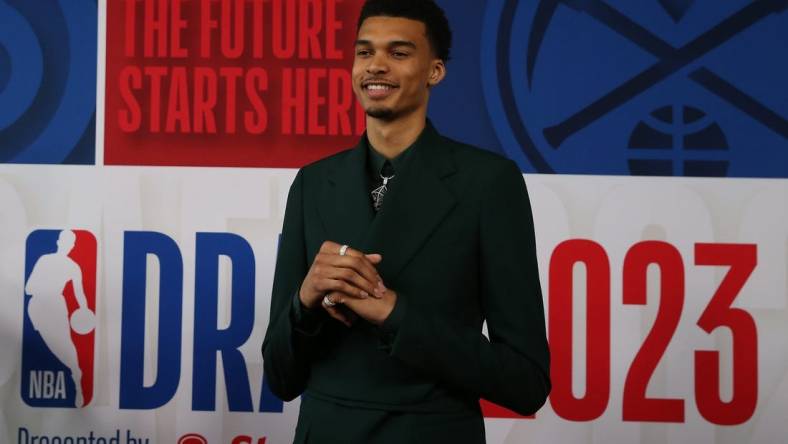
[21,230,97,408]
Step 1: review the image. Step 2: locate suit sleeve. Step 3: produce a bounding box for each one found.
[262,169,331,401]
[382,160,551,415]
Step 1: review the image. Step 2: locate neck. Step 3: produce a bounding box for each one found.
[365,109,427,159]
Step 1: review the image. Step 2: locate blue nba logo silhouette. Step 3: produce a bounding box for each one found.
[21,229,97,408]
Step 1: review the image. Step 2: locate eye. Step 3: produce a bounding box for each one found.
[356,49,372,57]
[392,51,409,58]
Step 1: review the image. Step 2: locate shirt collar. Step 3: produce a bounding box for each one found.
[365,120,434,178]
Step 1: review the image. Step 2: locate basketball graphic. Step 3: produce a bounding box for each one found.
[627,105,729,176]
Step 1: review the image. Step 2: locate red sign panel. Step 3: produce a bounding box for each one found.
[105,0,366,167]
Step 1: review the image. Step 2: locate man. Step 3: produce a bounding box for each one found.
[262,1,550,442]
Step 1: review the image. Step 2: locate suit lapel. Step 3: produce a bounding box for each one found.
[318,142,374,248]
[362,125,457,282]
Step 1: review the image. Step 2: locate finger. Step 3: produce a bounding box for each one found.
[324,254,386,296]
[342,248,385,287]
[318,246,381,278]
[316,242,376,263]
[364,253,382,264]
[321,267,377,299]
[319,240,339,253]
[316,253,381,293]
[316,278,373,300]
[316,246,386,296]
[330,293,359,324]
[321,295,353,327]
[321,292,345,313]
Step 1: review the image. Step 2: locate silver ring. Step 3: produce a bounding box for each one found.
[339,244,349,256]
[322,294,337,307]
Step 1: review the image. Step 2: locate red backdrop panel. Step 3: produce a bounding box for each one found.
[105,0,366,168]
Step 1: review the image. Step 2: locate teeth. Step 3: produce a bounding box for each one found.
[367,84,392,91]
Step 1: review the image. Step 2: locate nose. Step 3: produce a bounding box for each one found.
[366,52,389,75]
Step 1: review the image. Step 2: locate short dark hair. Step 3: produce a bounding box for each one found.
[356,0,452,62]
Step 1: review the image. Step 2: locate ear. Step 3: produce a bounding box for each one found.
[427,59,446,87]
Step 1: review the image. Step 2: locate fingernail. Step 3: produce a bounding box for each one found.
[361,291,368,298]
[378,281,387,291]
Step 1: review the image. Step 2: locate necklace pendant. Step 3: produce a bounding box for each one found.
[373,173,394,212]
[371,184,387,211]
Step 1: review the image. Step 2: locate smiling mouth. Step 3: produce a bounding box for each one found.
[362,82,398,99]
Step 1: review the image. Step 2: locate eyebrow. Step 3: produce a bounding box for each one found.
[355,39,418,50]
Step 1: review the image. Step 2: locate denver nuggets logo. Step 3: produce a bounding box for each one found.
[481,0,788,176]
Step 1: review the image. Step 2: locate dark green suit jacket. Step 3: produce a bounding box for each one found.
[262,123,550,443]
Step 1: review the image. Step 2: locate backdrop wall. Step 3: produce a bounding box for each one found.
[1,1,786,443]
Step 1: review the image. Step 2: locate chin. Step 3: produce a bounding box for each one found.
[366,107,397,120]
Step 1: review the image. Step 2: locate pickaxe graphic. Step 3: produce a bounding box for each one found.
[527,0,788,148]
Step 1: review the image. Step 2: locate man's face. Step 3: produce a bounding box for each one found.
[352,16,444,121]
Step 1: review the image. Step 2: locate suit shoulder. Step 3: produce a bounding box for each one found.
[441,136,519,176]
[297,146,355,179]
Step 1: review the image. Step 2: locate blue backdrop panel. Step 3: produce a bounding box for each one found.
[0,0,96,164]
[431,0,787,177]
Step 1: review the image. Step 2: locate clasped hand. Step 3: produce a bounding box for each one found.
[299,241,396,327]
